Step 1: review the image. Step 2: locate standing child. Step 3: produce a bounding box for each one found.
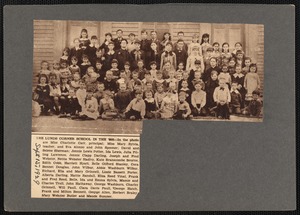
[229,82,242,114]
[174,39,188,69]
[221,42,232,61]
[191,71,204,91]
[232,42,243,58]
[34,74,52,115]
[154,84,166,110]
[203,47,214,71]
[173,91,191,120]
[165,70,177,89]
[134,59,147,80]
[203,57,221,82]
[78,91,99,120]
[146,42,161,70]
[79,54,92,77]
[231,65,246,107]
[218,64,232,88]
[205,71,219,114]
[228,57,236,75]
[212,42,221,65]
[160,32,172,51]
[149,61,158,80]
[213,79,231,119]
[114,83,132,116]
[191,81,207,117]
[79,29,90,53]
[76,81,87,113]
[103,41,116,71]
[130,40,145,70]
[100,33,113,54]
[200,33,212,56]
[95,59,106,82]
[160,42,177,70]
[189,59,204,83]
[244,63,260,102]
[37,60,51,78]
[124,61,132,80]
[187,34,201,56]
[59,59,71,82]
[99,90,118,120]
[69,56,81,77]
[67,88,81,117]
[86,35,98,66]
[125,90,146,120]
[186,46,204,73]
[60,47,70,65]
[144,90,157,119]
[70,38,82,65]
[242,57,252,74]
[110,59,120,80]
[235,50,245,67]
[48,73,61,115]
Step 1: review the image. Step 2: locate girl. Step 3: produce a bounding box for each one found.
[188,34,201,56]
[160,42,177,70]
[212,42,221,65]
[80,54,92,77]
[82,66,99,92]
[60,47,70,65]
[186,46,204,73]
[99,33,113,54]
[144,90,157,119]
[160,32,172,51]
[78,91,99,120]
[34,74,52,115]
[69,38,82,65]
[243,57,252,74]
[232,42,243,57]
[79,28,90,52]
[221,42,232,61]
[59,59,71,81]
[200,33,212,56]
[159,88,178,119]
[69,56,81,76]
[37,60,51,78]
[218,64,231,88]
[205,71,219,113]
[244,63,261,101]
[52,60,61,83]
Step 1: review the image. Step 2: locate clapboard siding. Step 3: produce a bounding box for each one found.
[111,22,139,38]
[256,25,264,93]
[33,20,55,87]
[171,23,200,43]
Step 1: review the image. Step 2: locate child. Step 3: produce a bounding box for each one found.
[221,42,232,61]
[191,81,207,117]
[82,66,99,92]
[243,90,262,117]
[67,88,81,117]
[124,61,132,80]
[159,88,178,119]
[161,61,174,79]
[34,74,52,115]
[191,71,204,91]
[59,59,71,81]
[160,32,172,51]
[70,73,81,91]
[178,71,192,91]
[116,38,132,70]
[103,41,116,71]
[186,46,204,73]
[149,61,158,80]
[179,79,192,106]
[127,33,136,53]
[203,57,221,82]
[133,59,147,80]
[79,28,90,52]
[48,73,61,115]
[99,32,113,54]
[152,70,166,92]
[203,47,214,71]
[229,82,242,114]
[146,42,161,70]
[130,40,145,70]
[205,71,219,113]
[69,56,81,76]
[117,70,130,90]
[93,82,105,104]
[228,57,236,75]
[154,84,166,110]
[200,33,212,55]
[128,71,142,92]
[231,65,246,107]
[95,59,106,82]
[141,71,153,89]
[174,39,188,69]
[69,38,82,65]
[235,50,245,67]
[232,42,243,58]
[80,54,92,77]
[212,42,221,65]
[52,60,61,83]
[58,78,70,117]
[99,90,118,120]
[110,58,120,79]
[160,42,177,70]
[173,91,191,120]
[86,35,98,66]
[37,60,51,78]
[244,63,260,102]
[165,70,177,89]
[175,71,183,89]
[78,90,99,120]
[125,90,146,120]
[114,83,132,115]
[189,59,204,83]
[218,64,231,88]
[176,61,185,76]
[103,70,118,93]
[76,81,87,113]
[144,90,157,119]
[144,82,154,95]
[187,34,201,56]
[213,78,231,119]
[242,57,252,74]
[61,47,70,65]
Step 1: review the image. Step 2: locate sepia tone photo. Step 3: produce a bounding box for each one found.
[32,20,264,133]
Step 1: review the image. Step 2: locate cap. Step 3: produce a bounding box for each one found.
[129,33,136,37]
[111,59,119,64]
[124,61,130,66]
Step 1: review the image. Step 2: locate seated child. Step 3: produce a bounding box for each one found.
[165,70,178,89]
[134,59,147,80]
[149,61,158,80]
[213,78,231,119]
[103,70,118,93]
[152,70,166,92]
[93,82,105,104]
[70,73,81,91]
[229,82,242,114]
[48,73,61,115]
[218,64,231,89]
[124,61,132,80]
[78,91,99,120]
[159,88,178,119]
[67,88,81,117]
[178,71,192,91]
[34,74,52,115]
[76,81,87,113]
[59,59,72,81]
[80,54,92,77]
[82,66,99,92]
[125,90,146,120]
[231,65,246,107]
[144,90,157,119]
[154,84,166,110]
[69,56,81,76]
[173,91,191,120]
[99,90,118,120]
[176,61,185,75]
[59,77,70,117]
[243,90,262,117]
[191,81,207,116]
[191,71,204,91]
[142,71,153,88]
[114,83,132,115]
[179,80,192,106]
[128,71,142,92]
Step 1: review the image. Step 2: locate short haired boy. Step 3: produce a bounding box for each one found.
[213,79,231,119]
[114,83,132,115]
[173,91,191,120]
[191,81,207,117]
[243,90,262,117]
[229,82,242,114]
[125,90,146,120]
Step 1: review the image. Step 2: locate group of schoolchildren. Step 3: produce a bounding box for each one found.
[32,28,263,120]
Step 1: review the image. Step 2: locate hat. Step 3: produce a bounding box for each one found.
[150,61,157,66]
[194,59,201,64]
[124,61,130,66]
[206,47,214,52]
[134,39,141,44]
[111,59,118,64]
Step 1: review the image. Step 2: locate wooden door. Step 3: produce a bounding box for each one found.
[212,24,245,52]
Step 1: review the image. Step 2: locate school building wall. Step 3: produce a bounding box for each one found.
[33,20,264,92]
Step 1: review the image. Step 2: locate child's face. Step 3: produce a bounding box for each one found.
[222,44,229,51]
[222,66,229,73]
[82,57,89,63]
[69,90,75,97]
[74,74,80,81]
[145,74,151,80]
[211,73,218,81]
[169,84,176,91]
[137,61,144,68]
[156,73,162,80]
[88,69,94,76]
[150,43,157,50]
[124,65,130,70]
[96,63,102,69]
[179,95,186,103]
[91,39,97,45]
[157,86,164,93]
[219,81,226,88]
[106,72,113,80]
[195,63,201,69]
[87,92,93,99]
[134,85,141,91]
[60,63,67,68]
[129,35,135,41]
[120,72,126,79]
[41,62,48,70]
[40,77,47,84]
[194,73,201,79]
[62,79,68,84]
[237,54,243,60]
[79,82,85,89]
[151,32,157,39]
[119,84,126,91]
[135,93,142,100]
[245,59,251,67]
[178,33,184,40]
[121,41,127,49]
[176,73,182,80]
[63,50,69,56]
[169,71,175,78]
[146,83,152,90]
[164,33,170,40]
[81,31,87,38]
[150,64,157,70]
[97,84,104,91]
[53,62,60,69]
[96,51,102,58]
[229,60,235,67]
[181,81,188,88]
[192,37,198,43]
[141,32,147,39]
[165,44,172,52]
[213,44,219,51]
[235,43,242,50]
[71,59,78,65]
[111,63,118,69]
[177,42,184,49]
[135,43,141,50]
[183,73,189,79]
[178,63,184,70]
[132,73,138,80]
[106,35,112,41]
[49,76,56,84]
[192,49,198,55]
[145,92,152,99]
[203,37,209,42]
[74,39,80,47]
[231,83,238,90]
[235,67,242,74]
[103,94,110,100]
[222,58,229,64]
[117,31,123,38]
[108,44,114,50]
[210,59,217,67]
[250,66,257,73]
[206,51,213,57]
[253,94,259,100]
[164,63,171,70]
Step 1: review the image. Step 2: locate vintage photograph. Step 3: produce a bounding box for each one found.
[32,20,264,133]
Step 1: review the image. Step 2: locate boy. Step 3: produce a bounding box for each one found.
[243,90,262,117]
[174,40,188,69]
[154,84,166,110]
[124,61,132,80]
[191,71,203,91]
[114,83,132,115]
[231,64,246,107]
[141,71,153,89]
[93,82,105,104]
[127,33,136,53]
[103,41,116,71]
[69,38,82,65]
[173,91,191,120]
[86,35,98,66]
[125,90,146,120]
[59,77,70,118]
[173,31,188,52]
[116,39,132,70]
[67,88,81,117]
[103,70,118,93]
[149,61,158,80]
[99,90,118,120]
[130,40,145,70]
[134,59,147,80]
[203,57,221,82]
[140,30,150,53]
[189,59,203,82]
[213,78,231,119]
[152,70,166,92]
[110,58,120,79]
[95,59,106,82]
[128,71,142,92]
[49,73,61,115]
[191,81,207,117]
[113,29,126,51]
[229,82,242,114]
